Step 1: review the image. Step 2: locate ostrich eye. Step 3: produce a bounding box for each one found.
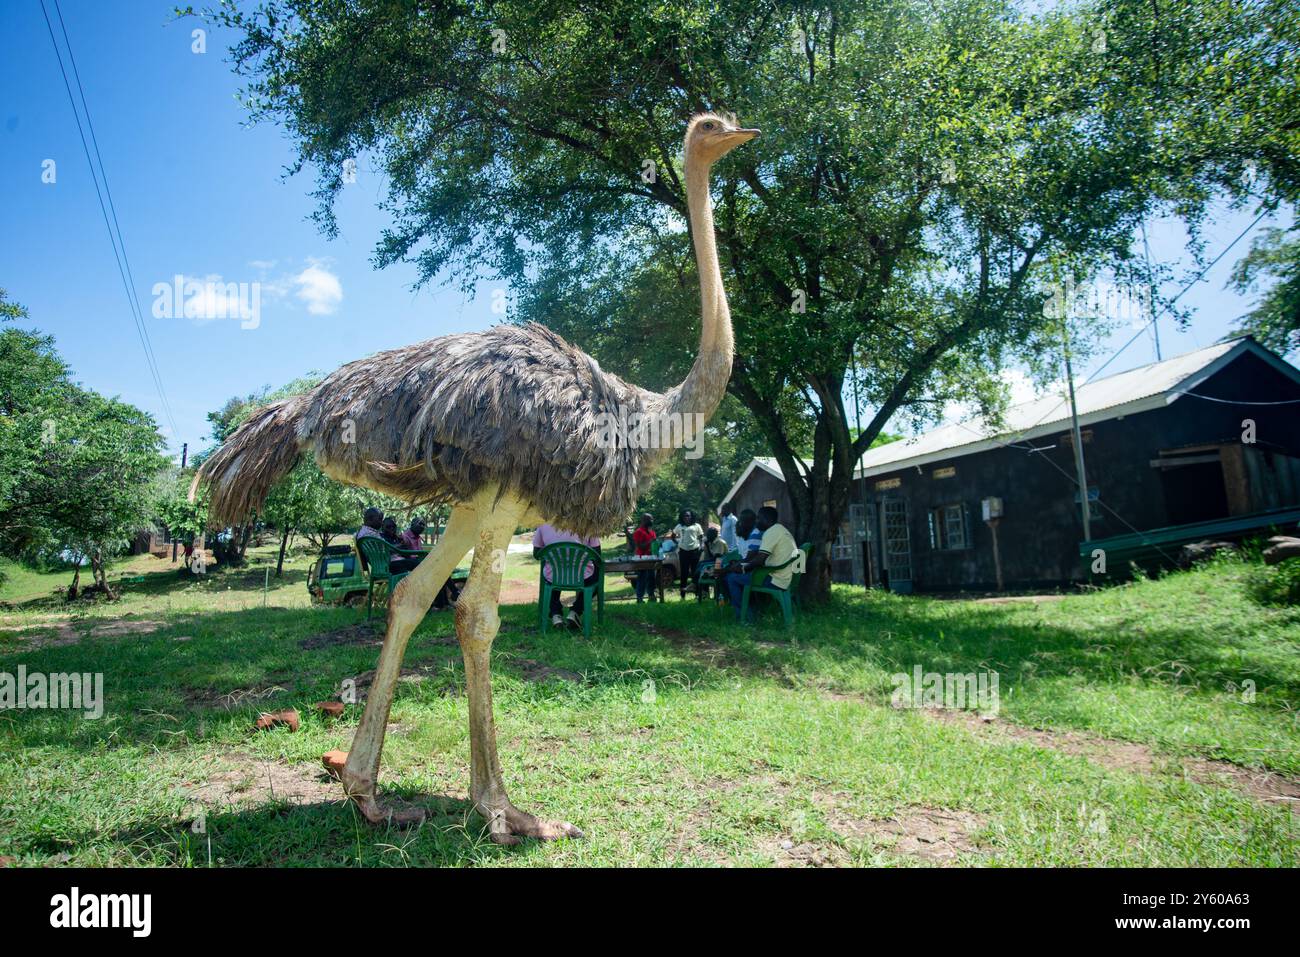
[702,121,715,130]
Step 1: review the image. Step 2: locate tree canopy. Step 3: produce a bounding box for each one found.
[207,0,1298,596]
[0,293,169,595]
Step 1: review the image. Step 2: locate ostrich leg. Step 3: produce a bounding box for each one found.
[458,498,584,844]
[340,506,477,825]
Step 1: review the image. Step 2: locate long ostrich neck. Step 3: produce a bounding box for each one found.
[665,153,734,424]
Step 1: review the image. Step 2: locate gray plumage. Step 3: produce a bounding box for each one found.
[196,322,677,539]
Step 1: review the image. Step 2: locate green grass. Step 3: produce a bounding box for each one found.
[0,549,1296,867]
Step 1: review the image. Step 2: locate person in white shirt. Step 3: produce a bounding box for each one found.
[669,509,704,599]
[726,506,799,622]
[719,503,738,551]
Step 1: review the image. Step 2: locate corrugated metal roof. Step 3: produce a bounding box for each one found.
[854,339,1246,477]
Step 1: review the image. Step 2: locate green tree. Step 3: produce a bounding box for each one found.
[208,0,1287,597]
[154,467,209,553]
[1231,226,1300,355]
[1096,0,1299,353]
[44,390,169,596]
[262,458,376,575]
[2,302,170,598]
[0,327,75,557]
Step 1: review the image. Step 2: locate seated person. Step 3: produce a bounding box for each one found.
[533,523,602,629]
[725,506,799,622]
[355,506,384,541]
[380,517,402,545]
[722,509,759,605]
[395,516,457,609]
[697,526,729,589]
[399,516,427,551]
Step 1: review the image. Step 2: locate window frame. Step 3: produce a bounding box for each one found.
[928,502,971,551]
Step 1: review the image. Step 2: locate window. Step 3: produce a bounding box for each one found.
[928,503,970,550]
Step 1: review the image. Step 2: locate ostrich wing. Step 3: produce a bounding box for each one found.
[296,323,661,537]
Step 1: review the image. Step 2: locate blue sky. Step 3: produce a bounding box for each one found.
[0,0,1288,460]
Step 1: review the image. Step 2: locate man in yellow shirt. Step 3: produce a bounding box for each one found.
[725,506,799,621]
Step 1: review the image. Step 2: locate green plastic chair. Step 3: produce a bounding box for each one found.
[537,542,605,637]
[357,536,425,619]
[739,543,810,628]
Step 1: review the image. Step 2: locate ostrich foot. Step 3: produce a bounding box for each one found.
[478,798,584,846]
[331,752,427,827]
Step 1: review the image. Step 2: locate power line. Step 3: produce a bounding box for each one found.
[988,206,1275,451]
[39,0,181,445]
[51,0,171,406]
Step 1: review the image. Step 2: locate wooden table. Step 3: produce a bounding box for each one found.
[602,556,666,603]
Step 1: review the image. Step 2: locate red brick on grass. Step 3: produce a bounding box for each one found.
[322,750,348,779]
[253,709,300,733]
[315,701,345,719]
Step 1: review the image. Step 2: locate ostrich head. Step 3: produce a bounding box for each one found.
[685,112,760,166]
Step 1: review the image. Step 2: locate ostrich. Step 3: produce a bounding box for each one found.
[195,113,758,843]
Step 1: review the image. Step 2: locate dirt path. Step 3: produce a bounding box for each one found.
[928,708,1300,813]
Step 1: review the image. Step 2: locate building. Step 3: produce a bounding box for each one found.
[721,338,1300,592]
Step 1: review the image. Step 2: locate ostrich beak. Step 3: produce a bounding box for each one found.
[728,128,761,144]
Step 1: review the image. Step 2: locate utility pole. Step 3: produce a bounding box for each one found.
[1061,321,1093,542]
[1140,220,1162,362]
[172,442,189,563]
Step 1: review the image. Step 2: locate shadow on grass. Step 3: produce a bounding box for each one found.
[3,562,311,612]
[7,572,1296,759]
[80,792,511,867]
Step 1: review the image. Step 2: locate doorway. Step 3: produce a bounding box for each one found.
[882,498,912,593]
[1159,456,1229,526]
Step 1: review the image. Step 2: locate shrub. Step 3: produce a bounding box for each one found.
[1247,559,1300,606]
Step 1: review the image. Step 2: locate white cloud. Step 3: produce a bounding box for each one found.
[294,261,343,315]
[248,259,278,271]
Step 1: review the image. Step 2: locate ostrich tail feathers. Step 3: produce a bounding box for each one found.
[191,398,305,526]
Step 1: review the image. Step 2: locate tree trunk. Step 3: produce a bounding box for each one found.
[236,522,253,564]
[67,563,81,600]
[275,527,290,577]
[90,549,117,599]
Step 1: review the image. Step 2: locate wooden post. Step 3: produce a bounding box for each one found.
[988,518,1004,592]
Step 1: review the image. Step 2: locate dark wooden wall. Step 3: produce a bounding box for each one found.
[855,351,1300,591]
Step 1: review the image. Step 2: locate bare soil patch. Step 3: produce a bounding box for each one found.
[671,774,985,867]
[3,616,164,649]
[499,579,539,606]
[1183,758,1300,811]
[181,752,343,809]
[851,806,986,864]
[183,683,289,711]
[299,622,382,651]
[510,657,582,683]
